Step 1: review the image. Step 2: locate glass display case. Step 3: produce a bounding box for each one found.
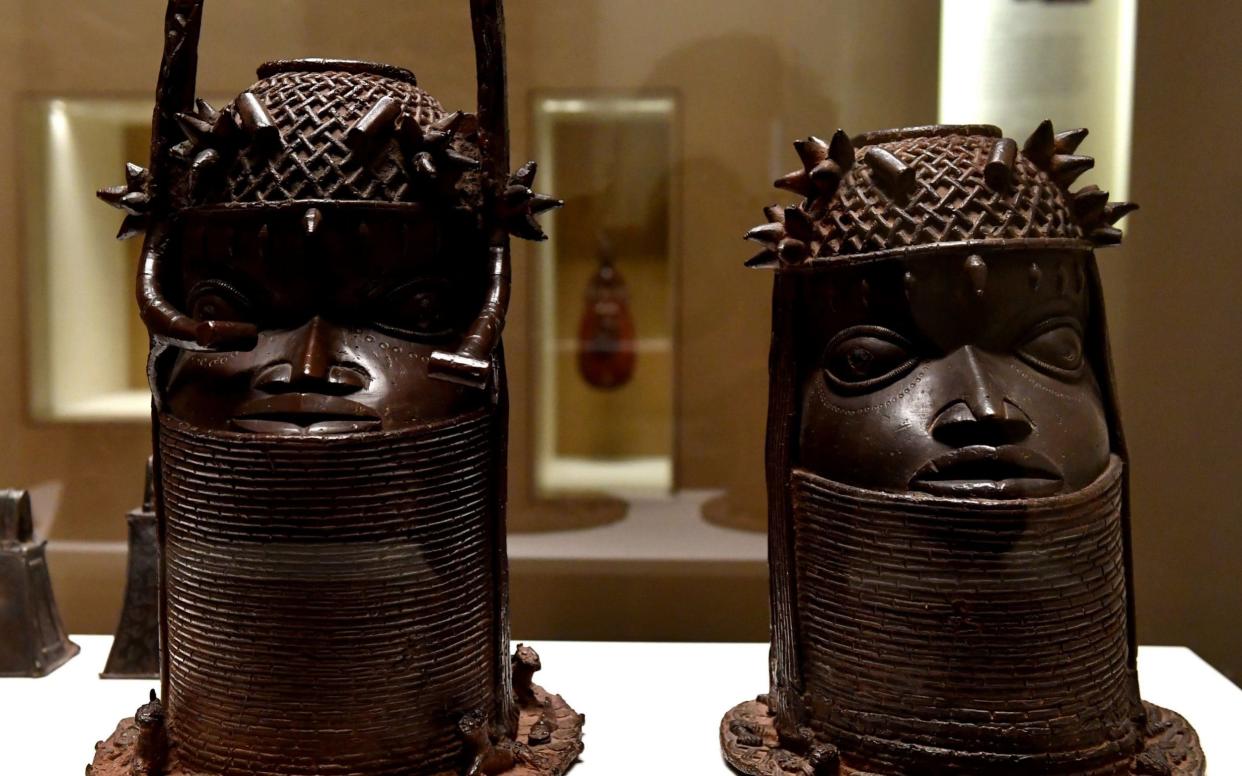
[4,0,1235,677]
[532,93,678,501]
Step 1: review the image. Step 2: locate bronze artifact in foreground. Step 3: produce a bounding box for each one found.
[89,1,581,774]
[0,489,79,677]
[101,458,159,680]
[720,123,1204,775]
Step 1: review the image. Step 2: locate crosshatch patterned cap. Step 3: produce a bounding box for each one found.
[746,122,1138,270]
[178,59,481,208]
[99,59,560,242]
[218,61,465,204]
[94,5,562,381]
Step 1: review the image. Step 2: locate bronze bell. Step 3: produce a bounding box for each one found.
[101,459,159,679]
[0,489,79,677]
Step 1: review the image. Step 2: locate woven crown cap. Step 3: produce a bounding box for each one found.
[101,59,561,243]
[746,122,1138,270]
[180,60,481,208]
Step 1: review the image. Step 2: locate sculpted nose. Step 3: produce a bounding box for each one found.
[293,316,332,382]
[930,347,1033,446]
[958,346,1005,420]
[255,317,369,396]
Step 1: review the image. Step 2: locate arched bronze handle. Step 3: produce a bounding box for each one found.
[121,1,259,352]
[429,0,512,389]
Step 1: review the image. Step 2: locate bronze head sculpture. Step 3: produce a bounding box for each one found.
[90,2,582,775]
[720,124,1205,775]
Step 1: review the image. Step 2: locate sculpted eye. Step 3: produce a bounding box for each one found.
[823,325,918,393]
[1018,318,1086,380]
[187,280,252,323]
[375,278,456,339]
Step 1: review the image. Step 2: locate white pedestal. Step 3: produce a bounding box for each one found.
[1,638,1237,774]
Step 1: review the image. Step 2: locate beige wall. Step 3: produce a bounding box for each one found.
[0,1,1237,679]
[502,0,940,521]
[1121,0,1242,679]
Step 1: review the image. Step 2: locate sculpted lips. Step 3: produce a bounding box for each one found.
[231,394,382,435]
[910,445,1063,499]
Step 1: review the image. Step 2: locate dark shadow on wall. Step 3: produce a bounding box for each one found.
[642,32,841,534]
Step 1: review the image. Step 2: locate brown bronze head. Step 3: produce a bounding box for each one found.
[90,5,587,776]
[155,62,493,433]
[718,124,1209,776]
[101,47,559,432]
[746,124,1135,500]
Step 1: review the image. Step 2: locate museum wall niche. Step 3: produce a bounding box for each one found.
[0,0,1238,672]
[86,1,583,774]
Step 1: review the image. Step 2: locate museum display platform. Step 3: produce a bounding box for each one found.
[1,637,1238,774]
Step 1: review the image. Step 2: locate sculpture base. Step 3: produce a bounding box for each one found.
[511,497,628,533]
[89,684,584,776]
[720,697,1204,776]
[0,637,79,679]
[700,492,765,533]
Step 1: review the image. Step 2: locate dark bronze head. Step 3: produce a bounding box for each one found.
[155,62,492,433]
[746,123,1136,499]
[91,4,587,776]
[101,54,559,433]
[721,124,1206,776]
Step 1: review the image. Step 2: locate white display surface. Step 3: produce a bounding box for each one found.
[1,637,1238,774]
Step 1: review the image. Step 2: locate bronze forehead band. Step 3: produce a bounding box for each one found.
[182,200,430,218]
[177,201,439,241]
[177,201,445,257]
[749,238,1097,272]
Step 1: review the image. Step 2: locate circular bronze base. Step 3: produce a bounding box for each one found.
[720,697,1204,776]
[89,684,584,776]
[511,497,628,533]
[700,492,766,533]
